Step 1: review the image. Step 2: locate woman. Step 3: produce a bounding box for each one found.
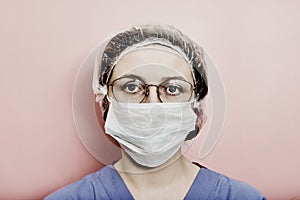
[45,24,266,199]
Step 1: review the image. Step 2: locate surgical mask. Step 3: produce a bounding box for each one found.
[104,98,197,168]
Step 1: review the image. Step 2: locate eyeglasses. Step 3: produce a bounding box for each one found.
[108,75,194,103]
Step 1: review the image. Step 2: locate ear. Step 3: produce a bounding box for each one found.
[95,94,104,103]
[197,108,207,130]
[192,101,207,131]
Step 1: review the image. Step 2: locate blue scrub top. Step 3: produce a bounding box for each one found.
[45,164,267,200]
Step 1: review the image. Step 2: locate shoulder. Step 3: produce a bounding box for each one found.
[201,168,267,200]
[44,165,115,200]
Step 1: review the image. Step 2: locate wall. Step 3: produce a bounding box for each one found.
[0,0,299,199]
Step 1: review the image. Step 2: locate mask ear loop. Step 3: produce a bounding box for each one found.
[94,86,107,102]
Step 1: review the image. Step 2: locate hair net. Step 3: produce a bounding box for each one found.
[92,24,208,122]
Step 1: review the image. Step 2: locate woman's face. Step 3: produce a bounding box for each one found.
[108,45,195,103]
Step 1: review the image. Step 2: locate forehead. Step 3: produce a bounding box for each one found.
[110,45,193,82]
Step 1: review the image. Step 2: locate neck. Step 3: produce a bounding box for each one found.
[114,150,198,189]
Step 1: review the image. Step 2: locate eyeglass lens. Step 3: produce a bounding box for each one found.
[111,77,193,103]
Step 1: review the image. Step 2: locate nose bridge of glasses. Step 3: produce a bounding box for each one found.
[143,84,161,103]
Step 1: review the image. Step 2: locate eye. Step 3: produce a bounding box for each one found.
[121,82,142,94]
[164,85,182,95]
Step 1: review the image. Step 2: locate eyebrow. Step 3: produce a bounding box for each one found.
[118,74,187,82]
[117,74,146,82]
[160,76,187,81]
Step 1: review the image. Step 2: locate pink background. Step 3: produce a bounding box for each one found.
[1,0,299,199]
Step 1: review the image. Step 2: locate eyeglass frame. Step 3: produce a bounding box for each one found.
[107,74,196,103]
